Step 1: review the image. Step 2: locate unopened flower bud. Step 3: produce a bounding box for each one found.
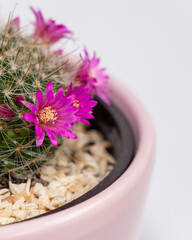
[14,94,25,107]
[0,104,14,119]
[10,17,20,31]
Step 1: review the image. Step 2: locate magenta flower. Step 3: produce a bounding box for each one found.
[30,7,72,44]
[0,104,14,119]
[10,17,20,31]
[22,81,78,147]
[66,83,97,125]
[14,95,25,107]
[76,49,111,105]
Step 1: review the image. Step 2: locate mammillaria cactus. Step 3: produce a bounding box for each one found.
[0,7,110,180]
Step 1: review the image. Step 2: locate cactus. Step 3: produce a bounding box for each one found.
[0,20,76,179]
[0,8,110,181]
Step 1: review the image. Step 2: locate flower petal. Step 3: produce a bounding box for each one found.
[66,82,73,97]
[79,118,90,125]
[51,127,77,139]
[44,81,54,105]
[54,88,64,102]
[35,124,43,136]
[36,130,45,147]
[36,90,44,108]
[45,128,58,147]
[22,101,38,114]
[23,113,38,124]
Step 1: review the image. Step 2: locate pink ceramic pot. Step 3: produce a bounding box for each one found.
[0,79,155,240]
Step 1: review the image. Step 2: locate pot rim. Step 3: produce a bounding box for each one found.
[0,78,155,237]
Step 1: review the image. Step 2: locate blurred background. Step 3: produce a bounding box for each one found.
[0,0,191,239]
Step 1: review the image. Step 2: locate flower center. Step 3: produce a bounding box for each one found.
[38,106,58,125]
[73,99,80,107]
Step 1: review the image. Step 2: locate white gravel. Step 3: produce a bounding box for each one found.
[0,126,115,225]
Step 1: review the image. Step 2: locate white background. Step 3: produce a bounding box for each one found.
[0,0,192,239]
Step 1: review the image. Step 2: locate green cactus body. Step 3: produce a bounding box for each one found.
[0,27,75,178]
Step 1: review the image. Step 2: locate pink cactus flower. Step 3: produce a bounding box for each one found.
[66,83,97,125]
[10,17,20,31]
[14,95,25,107]
[0,104,14,119]
[30,7,72,44]
[76,49,111,105]
[22,81,78,147]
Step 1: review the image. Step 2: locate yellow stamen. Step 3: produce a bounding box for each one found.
[73,99,80,108]
[38,106,58,125]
